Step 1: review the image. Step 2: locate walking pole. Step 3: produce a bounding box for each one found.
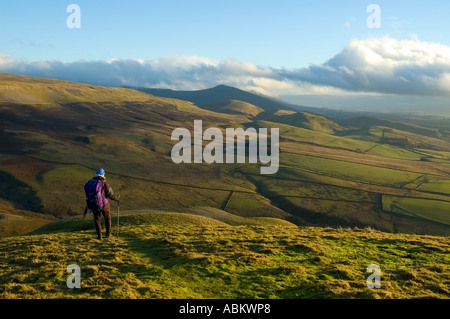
[117,198,120,238]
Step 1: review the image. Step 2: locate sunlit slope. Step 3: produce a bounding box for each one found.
[264,111,343,134]
[0,73,159,104]
[199,100,265,117]
[0,214,448,299]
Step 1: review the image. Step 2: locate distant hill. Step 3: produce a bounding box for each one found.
[133,84,296,113]
[338,116,448,139]
[265,111,343,134]
[199,100,265,117]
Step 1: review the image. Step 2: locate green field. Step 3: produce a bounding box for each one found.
[365,144,422,160]
[383,195,450,226]
[280,153,423,187]
[418,179,450,195]
[324,137,376,153]
[415,149,450,160]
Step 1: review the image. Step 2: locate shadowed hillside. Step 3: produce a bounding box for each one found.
[134,85,295,113]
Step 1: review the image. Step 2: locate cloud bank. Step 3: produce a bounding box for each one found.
[1,37,450,98]
[281,37,450,96]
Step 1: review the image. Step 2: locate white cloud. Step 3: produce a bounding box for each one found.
[1,37,450,99]
[0,53,16,68]
[283,37,450,96]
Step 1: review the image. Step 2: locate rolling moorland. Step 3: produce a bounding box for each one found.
[0,73,449,299]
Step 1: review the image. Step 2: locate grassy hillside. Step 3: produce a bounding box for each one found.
[264,111,343,134]
[338,116,449,140]
[1,75,449,300]
[0,199,54,238]
[0,73,156,105]
[0,211,448,299]
[199,100,265,117]
[1,73,450,237]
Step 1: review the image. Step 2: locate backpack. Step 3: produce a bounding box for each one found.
[84,179,108,212]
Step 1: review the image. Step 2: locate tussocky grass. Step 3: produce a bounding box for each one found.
[0,212,448,299]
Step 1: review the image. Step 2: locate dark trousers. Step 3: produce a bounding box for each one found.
[93,206,111,239]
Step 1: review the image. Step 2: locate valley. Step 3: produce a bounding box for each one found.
[1,73,450,237]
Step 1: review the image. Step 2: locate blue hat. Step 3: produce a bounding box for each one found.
[96,168,105,177]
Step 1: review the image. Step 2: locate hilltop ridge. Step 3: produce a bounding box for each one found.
[0,210,449,299]
[134,84,296,113]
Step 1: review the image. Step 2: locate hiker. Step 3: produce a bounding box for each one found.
[84,168,120,239]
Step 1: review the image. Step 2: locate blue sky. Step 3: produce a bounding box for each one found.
[2,0,449,67]
[1,1,450,112]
